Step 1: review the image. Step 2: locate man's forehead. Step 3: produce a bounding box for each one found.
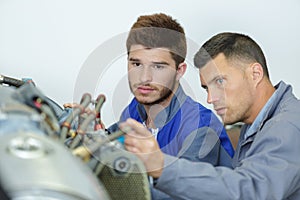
[129,44,170,53]
[199,60,221,81]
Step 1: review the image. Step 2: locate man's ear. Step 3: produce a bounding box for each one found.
[251,63,264,86]
[176,62,187,81]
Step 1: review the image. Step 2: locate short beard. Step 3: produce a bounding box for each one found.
[143,86,174,106]
[129,81,177,106]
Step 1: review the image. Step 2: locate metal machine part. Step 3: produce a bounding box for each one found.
[0,84,110,200]
[0,76,151,200]
[0,132,111,200]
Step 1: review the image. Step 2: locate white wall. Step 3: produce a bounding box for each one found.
[1,0,299,126]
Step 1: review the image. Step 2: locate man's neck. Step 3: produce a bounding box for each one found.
[144,85,179,128]
[144,104,165,128]
[246,79,275,124]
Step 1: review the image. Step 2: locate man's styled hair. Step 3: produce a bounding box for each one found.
[194,32,270,78]
[126,13,187,67]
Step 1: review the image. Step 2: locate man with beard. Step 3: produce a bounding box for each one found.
[109,13,234,199]
[122,32,300,199]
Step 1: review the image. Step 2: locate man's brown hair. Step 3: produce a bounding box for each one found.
[126,13,187,67]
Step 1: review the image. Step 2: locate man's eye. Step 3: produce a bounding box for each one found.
[132,62,142,67]
[216,78,224,85]
[153,65,164,69]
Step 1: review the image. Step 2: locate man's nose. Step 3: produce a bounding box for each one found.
[140,67,153,83]
[206,89,218,104]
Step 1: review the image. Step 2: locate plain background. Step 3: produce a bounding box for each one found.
[1,0,299,126]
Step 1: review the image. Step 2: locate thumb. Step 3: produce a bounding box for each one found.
[120,118,153,138]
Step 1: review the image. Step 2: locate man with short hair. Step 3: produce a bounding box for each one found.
[112,14,234,199]
[123,32,300,199]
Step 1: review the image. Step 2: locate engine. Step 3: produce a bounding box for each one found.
[0,74,151,200]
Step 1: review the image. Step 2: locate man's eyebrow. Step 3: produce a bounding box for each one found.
[128,58,170,66]
[152,61,170,65]
[128,58,140,62]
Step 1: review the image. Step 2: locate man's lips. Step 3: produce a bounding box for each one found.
[137,86,155,94]
[214,107,226,115]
